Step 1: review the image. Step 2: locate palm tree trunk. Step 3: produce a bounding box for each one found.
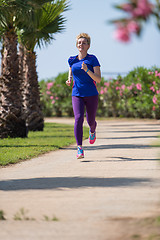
[0,31,27,138]
[23,47,44,131]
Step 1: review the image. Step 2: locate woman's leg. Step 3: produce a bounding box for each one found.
[72,96,85,146]
[85,95,98,133]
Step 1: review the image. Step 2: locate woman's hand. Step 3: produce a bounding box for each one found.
[81,61,88,72]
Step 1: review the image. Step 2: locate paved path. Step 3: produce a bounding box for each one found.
[0,118,160,240]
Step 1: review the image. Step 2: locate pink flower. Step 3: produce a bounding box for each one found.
[116,86,120,90]
[103,87,107,93]
[46,91,51,95]
[127,86,133,90]
[156,89,160,94]
[100,88,104,95]
[152,81,156,85]
[127,21,140,33]
[121,84,126,90]
[132,0,153,18]
[136,83,142,91]
[51,100,55,104]
[150,86,155,92]
[50,96,54,100]
[153,95,157,104]
[155,71,160,77]
[55,97,59,100]
[152,106,156,111]
[47,82,54,90]
[104,82,110,87]
[114,26,130,42]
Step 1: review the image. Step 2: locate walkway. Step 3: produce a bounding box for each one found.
[0,118,160,240]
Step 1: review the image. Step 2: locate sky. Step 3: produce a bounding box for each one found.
[36,0,160,80]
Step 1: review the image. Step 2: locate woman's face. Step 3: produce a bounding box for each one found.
[76,37,90,52]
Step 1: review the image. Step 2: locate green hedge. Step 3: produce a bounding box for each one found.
[39,66,160,119]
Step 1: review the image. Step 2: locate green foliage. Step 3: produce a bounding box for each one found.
[43,215,59,221]
[40,66,160,119]
[0,210,6,220]
[99,66,160,119]
[14,208,35,221]
[18,0,69,51]
[39,72,73,117]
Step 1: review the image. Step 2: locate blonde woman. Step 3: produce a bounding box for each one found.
[66,33,101,159]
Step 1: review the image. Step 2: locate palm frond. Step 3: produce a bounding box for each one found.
[19,0,69,51]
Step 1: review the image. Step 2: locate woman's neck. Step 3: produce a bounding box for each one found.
[78,52,87,60]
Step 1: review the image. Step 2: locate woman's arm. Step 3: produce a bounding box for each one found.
[66,67,72,86]
[81,62,101,83]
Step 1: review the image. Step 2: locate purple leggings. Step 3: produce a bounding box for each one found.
[72,95,98,146]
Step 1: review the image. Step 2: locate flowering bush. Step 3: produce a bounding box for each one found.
[40,66,160,119]
[111,0,160,42]
[39,72,73,117]
[99,66,160,118]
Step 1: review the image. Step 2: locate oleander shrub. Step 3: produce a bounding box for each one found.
[39,72,73,117]
[99,66,160,119]
[39,73,106,117]
[39,66,160,119]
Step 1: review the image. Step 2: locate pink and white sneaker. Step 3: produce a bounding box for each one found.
[77,146,84,159]
[89,131,96,144]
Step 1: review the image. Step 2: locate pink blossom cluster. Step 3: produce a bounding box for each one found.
[46,82,59,105]
[47,82,54,90]
[152,95,157,105]
[148,71,160,109]
[121,0,153,18]
[100,81,142,97]
[149,71,160,106]
[100,82,110,95]
[148,71,160,78]
[114,20,140,42]
[113,0,154,42]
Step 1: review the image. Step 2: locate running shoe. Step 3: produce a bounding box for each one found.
[77,146,84,159]
[89,131,96,144]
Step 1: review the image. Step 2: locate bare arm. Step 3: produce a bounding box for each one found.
[66,67,72,86]
[81,62,101,83]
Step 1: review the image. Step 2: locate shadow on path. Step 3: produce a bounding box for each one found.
[81,157,160,163]
[0,177,154,191]
[66,144,157,151]
[98,136,157,140]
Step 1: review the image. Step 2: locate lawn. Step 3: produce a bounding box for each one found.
[0,123,89,166]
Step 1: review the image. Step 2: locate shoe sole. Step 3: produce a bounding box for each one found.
[77,155,84,159]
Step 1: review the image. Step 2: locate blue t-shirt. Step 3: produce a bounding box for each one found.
[68,53,100,97]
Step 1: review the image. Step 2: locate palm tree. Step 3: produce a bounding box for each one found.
[0,0,28,138]
[18,0,69,131]
[0,0,68,137]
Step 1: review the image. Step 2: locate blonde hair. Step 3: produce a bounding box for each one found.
[76,33,91,45]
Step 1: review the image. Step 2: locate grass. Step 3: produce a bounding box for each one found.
[43,215,59,221]
[0,122,89,166]
[13,208,35,221]
[0,210,6,220]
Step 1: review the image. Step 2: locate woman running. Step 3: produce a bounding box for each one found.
[66,33,101,159]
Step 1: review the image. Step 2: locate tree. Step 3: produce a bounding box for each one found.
[0,0,29,138]
[111,0,159,42]
[18,0,69,131]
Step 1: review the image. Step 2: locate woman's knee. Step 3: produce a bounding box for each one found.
[75,113,84,125]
